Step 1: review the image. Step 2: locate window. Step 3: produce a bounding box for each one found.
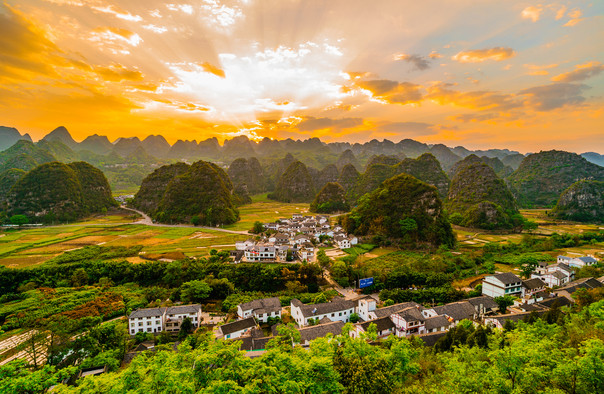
[147,321,151,326]
[156,320,160,325]
[147,328,151,332]
[339,312,342,316]
[138,322,143,327]
[131,329,134,334]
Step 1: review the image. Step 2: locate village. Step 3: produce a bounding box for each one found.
[127,252,603,357]
[230,213,358,264]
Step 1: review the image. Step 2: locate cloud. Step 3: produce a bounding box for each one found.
[91,27,143,47]
[94,64,144,82]
[521,6,543,22]
[452,47,516,63]
[524,63,558,76]
[519,83,589,111]
[551,62,604,82]
[377,121,435,136]
[426,83,521,111]
[555,5,567,20]
[296,117,363,132]
[450,113,500,123]
[393,53,431,71]
[354,79,423,104]
[201,62,225,78]
[564,8,585,26]
[429,51,443,59]
[91,4,143,22]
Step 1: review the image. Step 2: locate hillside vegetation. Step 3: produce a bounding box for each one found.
[447,155,521,230]
[132,160,239,225]
[344,173,455,248]
[310,182,349,213]
[507,150,604,208]
[6,161,116,222]
[551,180,604,223]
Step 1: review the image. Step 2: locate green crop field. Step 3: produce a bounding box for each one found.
[222,193,310,231]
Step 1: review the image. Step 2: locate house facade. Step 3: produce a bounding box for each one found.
[290,298,356,326]
[237,297,282,323]
[128,304,202,335]
[482,273,524,298]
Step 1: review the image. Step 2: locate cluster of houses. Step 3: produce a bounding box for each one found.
[231,213,358,263]
[482,254,599,303]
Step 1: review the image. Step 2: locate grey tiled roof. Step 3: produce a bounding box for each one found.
[372,302,422,318]
[291,298,356,319]
[359,316,395,332]
[523,278,546,290]
[432,301,475,322]
[299,321,345,343]
[220,317,257,336]
[491,272,522,285]
[239,297,281,313]
[129,308,164,319]
[397,307,424,323]
[165,304,201,315]
[424,315,451,331]
[465,296,499,310]
[417,331,447,347]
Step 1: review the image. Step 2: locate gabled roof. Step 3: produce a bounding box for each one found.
[558,255,571,261]
[579,256,597,263]
[291,298,356,319]
[417,331,447,347]
[372,302,422,319]
[299,321,345,343]
[129,307,164,319]
[424,315,451,331]
[556,277,603,294]
[219,317,257,335]
[431,301,475,322]
[239,297,281,313]
[490,272,522,285]
[465,296,499,310]
[396,307,425,323]
[544,271,568,280]
[523,278,546,290]
[538,296,572,308]
[165,304,201,315]
[359,316,395,332]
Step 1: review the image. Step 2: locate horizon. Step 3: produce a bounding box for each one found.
[7,124,602,155]
[1,1,603,152]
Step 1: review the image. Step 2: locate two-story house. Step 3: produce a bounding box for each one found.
[482,273,524,298]
[237,297,282,323]
[290,298,356,326]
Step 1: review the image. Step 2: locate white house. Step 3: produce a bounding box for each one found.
[353,317,396,339]
[290,298,356,326]
[482,273,524,298]
[237,297,282,323]
[391,307,426,337]
[235,239,255,251]
[129,308,165,335]
[334,235,351,249]
[531,263,574,288]
[558,255,598,268]
[129,304,202,335]
[356,297,377,322]
[244,244,276,262]
[217,317,257,340]
[164,305,202,332]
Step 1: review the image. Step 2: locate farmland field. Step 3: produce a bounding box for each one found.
[222,193,310,231]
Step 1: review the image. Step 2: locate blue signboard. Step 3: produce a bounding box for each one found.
[359,277,374,288]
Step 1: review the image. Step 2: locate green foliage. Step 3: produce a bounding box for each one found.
[344,174,455,248]
[551,180,604,223]
[268,160,315,203]
[507,150,604,208]
[180,280,212,303]
[494,295,515,313]
[310,182,350,213]
[447,156,520,230]
[6,161,115,223]
[9,214,28,226]
[250,221,264,234]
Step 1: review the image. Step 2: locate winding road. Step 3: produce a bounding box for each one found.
[119,206,251,235]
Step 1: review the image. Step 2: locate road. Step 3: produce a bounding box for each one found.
[119,206,251,235]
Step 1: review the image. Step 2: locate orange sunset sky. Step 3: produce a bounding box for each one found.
[0,0,603,153]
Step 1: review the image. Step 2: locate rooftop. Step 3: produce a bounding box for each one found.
[432,301,475,322]
[299,321,345,343]
[291,298,356,319]
[239,297,281,313]
[129,307,164,319]
[372,302,422,319]
[490,272,522,285]
[219,317,257,336]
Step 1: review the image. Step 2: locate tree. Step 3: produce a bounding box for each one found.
[70,268,89,287]
[494,295,515,314]
[251,221,264,234]
[317,249,331,275]
[9,214,28,226]
[349,313,360,323]
[179,317,194,340]
[180,280,212,303]
[191,215,201,226]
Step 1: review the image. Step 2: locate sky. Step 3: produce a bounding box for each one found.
[0,0,603,153]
